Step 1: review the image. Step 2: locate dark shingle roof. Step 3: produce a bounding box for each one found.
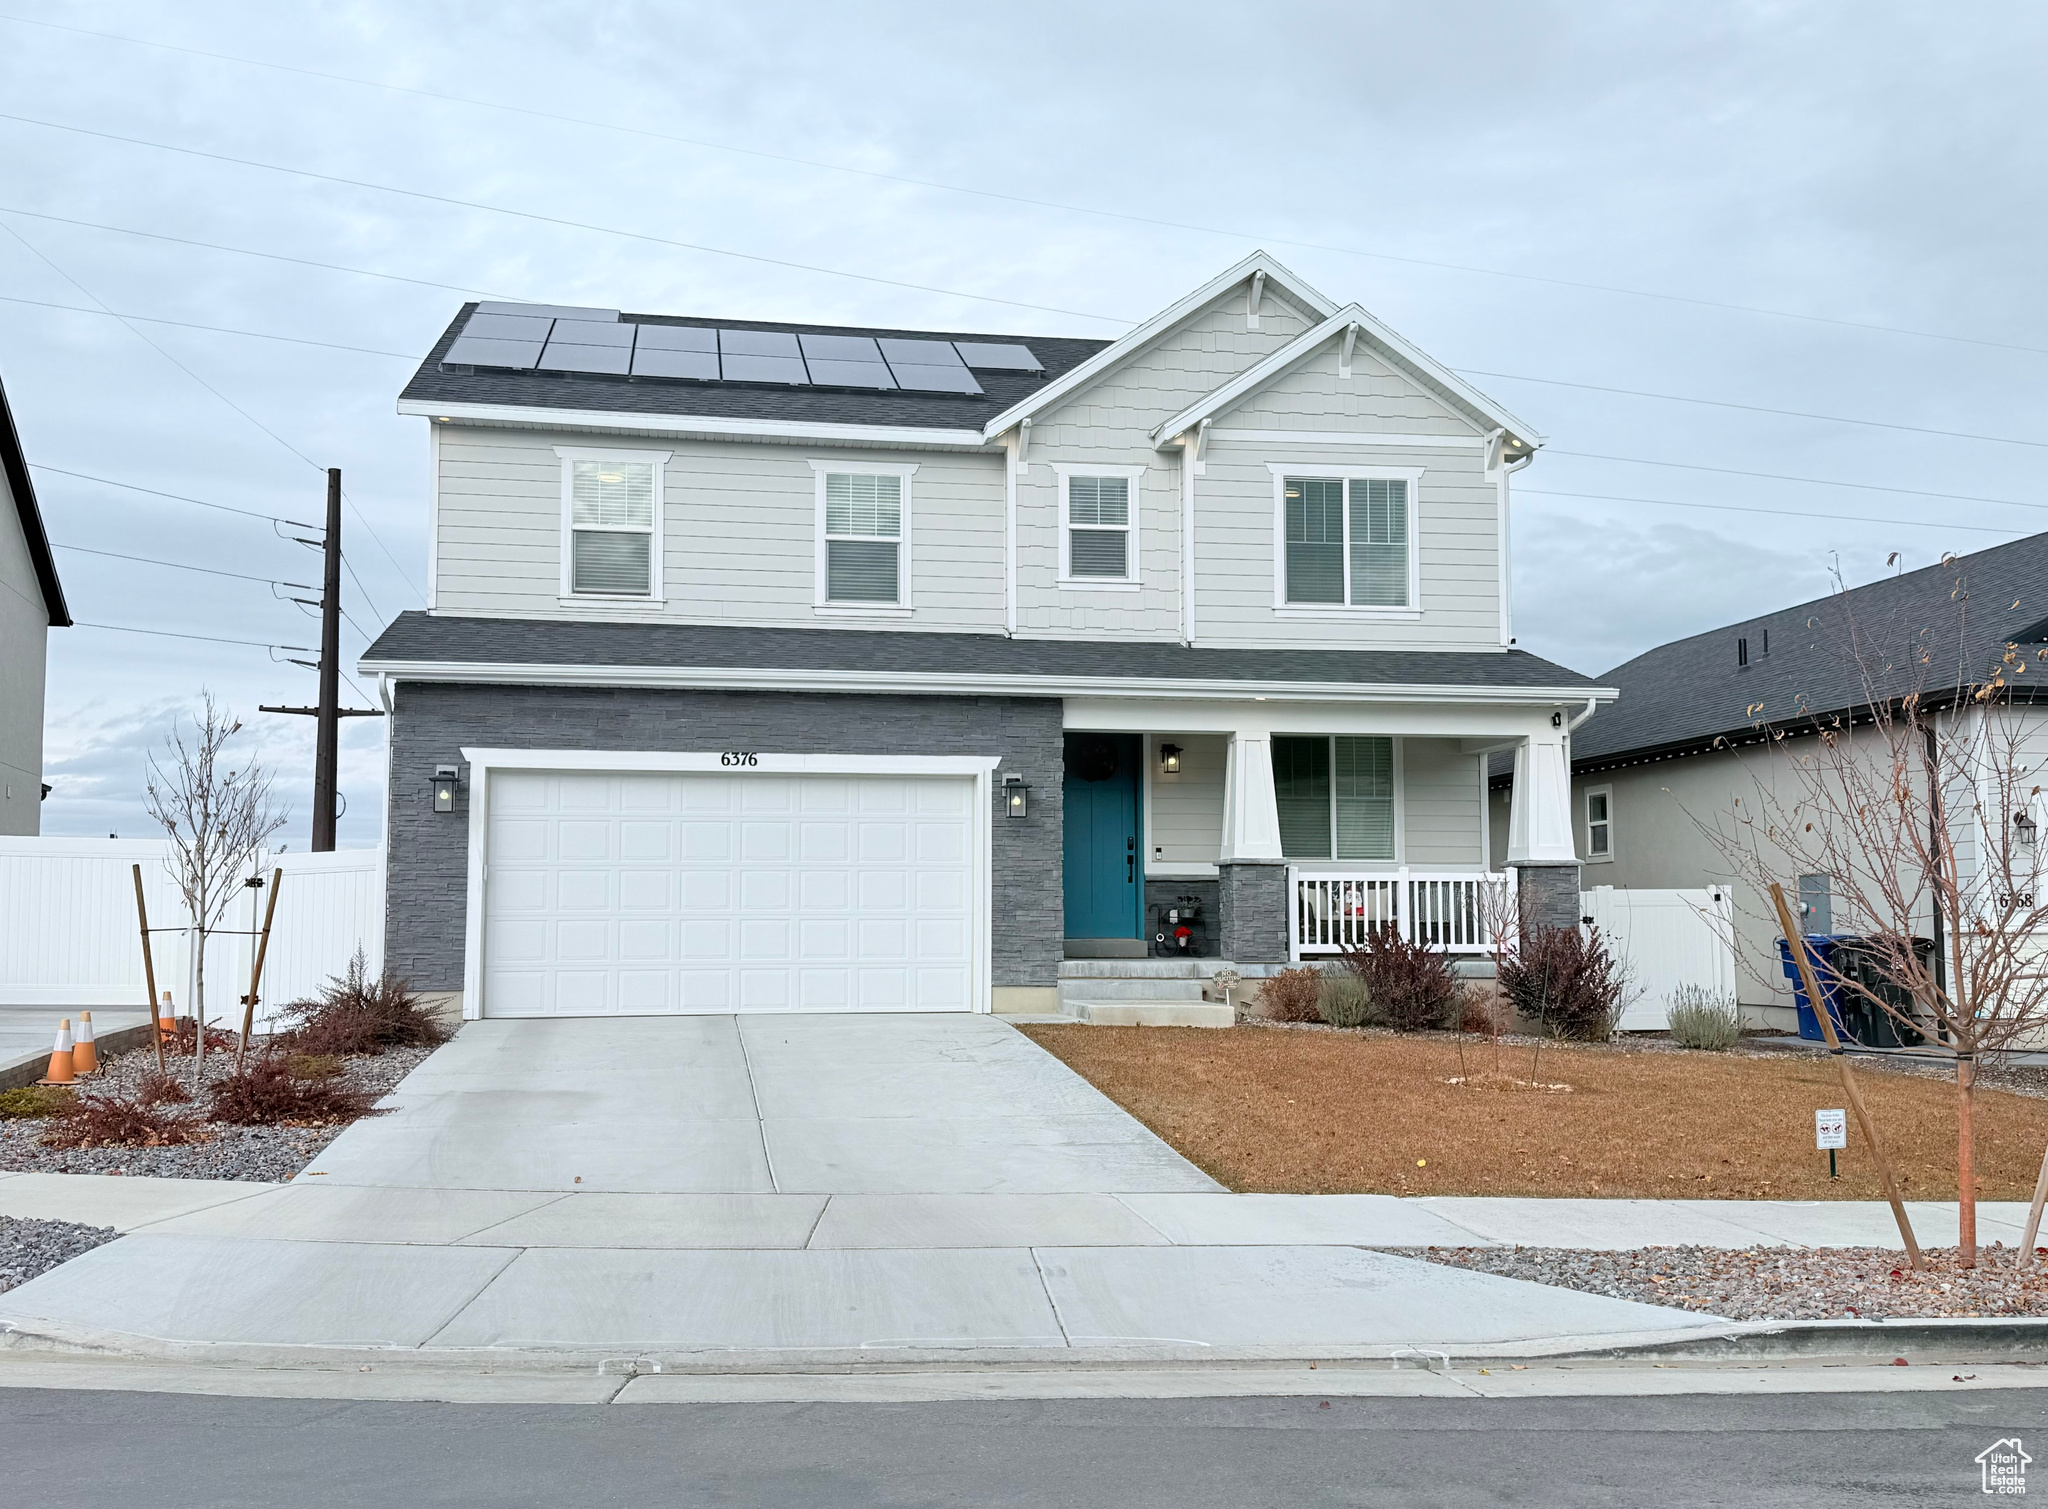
[399,306,1111,432]
[361,612,1601,693]
[1571,530,2048,769]
[0,368,68,627]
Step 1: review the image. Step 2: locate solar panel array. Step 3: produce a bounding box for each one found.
[440,304,1044,393]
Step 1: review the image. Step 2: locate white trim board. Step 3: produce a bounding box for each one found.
[1215,430,1490,449]
[406,401,991,452]
[456,748,1000,1021]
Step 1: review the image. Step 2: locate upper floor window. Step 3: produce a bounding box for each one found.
[556,447,668,600]
[1056,465,1144,588]
[1271,467,1421,613]
[812,461,916,613]
[1272,735,1396,860]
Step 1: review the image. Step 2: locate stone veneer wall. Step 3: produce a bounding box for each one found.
[1217,861,1290,964]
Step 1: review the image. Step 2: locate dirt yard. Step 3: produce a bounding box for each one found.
[1019,1023,2048,1200]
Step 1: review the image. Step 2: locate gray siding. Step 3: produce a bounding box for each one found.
[1145,732,1225,872]
[1400,737,1486,867]
[0,468,47,836]
[385,682,1065,993]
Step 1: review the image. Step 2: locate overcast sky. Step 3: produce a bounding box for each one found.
[2,2,2041,849]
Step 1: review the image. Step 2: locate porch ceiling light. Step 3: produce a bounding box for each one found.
[432,765,461,815]
[1002,773,1030,819]
[1159,743,1182,775]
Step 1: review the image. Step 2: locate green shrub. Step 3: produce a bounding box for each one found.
[1319,973,1375,1029]
[1667,985,1741,1050]
[0,1085,76,1120]
[1260,966,1325,1023]
[1338,928,1460,1032]
[1499,925,1628,1042]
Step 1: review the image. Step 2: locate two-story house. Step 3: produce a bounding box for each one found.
[361,253,1611,1022]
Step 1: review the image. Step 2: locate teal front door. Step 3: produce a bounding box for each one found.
[1063,733,1142,939]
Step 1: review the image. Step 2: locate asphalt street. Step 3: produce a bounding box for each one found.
[6,1387,2045,1506]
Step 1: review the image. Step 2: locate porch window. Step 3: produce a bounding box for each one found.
[1273,735,1396,860]
[1281,474,1413,609]
[824,472,902,603]
[567,456,658,596]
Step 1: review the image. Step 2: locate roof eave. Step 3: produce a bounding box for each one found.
[396,398,996,452]
[0,372,69,627]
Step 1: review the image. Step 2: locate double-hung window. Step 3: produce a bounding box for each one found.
[1057,466,1143,586]
[1274,467,1420,611]
[1585,786,1612,860]
[813,462,916,611]
[1272,735,1397,860]
[557,448,668,600]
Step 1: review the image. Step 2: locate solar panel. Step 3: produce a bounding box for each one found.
[890,365,983,394]
[718,329,808,385]
[631,347,720,380]
[954,342,1043,372]
[538,341,632,375]
[474,302,620,321]
[799,333,895,389]
[877,338,960,368]
[632,324,718,352]
[461,312,554,342]
[547,318,633,348]
[442,334,546,369]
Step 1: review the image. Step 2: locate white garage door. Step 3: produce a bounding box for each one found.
[481,769,978,1016]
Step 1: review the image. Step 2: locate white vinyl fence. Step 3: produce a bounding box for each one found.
[0,838,382,1025]
[1581,884,1738,1031]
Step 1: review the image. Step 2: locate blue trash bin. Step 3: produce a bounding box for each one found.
[1776,934,1853,1041]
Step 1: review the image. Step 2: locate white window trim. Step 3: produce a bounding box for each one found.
[810,459,917,617]
[554,445,671,605]
[1584,783,1614,863]
[1268,462,1424,619]
[1052,462,1146,591]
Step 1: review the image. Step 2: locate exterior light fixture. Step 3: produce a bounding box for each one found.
[1001,773,1029,819]
[2018,809,2038,849]
[432,765,461,814]
[1159,743,1182,775]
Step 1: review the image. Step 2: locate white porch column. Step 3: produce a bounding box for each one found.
[1219,730,1285,862]
[1505,732,1577,864]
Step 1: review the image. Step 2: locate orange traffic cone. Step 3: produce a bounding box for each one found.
[158,990,177,1049]
[73,1011,98,1075]
[43,1019,75,1085]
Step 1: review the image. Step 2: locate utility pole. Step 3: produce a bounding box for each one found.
[262,467,382,850]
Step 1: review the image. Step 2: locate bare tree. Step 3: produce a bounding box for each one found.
[1704,583,2048,1268]
[144,695,287,1083]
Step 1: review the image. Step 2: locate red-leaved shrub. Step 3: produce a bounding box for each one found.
[1338,928,1460,1032]
[206,1057,381,1126]
[40,1094,202,1149]
[276,950,450,1057]
[1498,925,1627,1041]
[1260,966,1326,1023]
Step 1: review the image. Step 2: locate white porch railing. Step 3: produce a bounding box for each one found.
[1291,868,1514,958]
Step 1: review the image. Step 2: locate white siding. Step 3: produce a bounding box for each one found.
[435,426,1006,633]
[1400,737,1486,867]
[1145,733,1226,872]
[0,465,48,836]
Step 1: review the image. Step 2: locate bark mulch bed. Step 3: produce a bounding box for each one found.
[0,1042,432,1181]
[0,1216,119,1294]
[1423,1243,2048,1320]
[1018,1022,2048,1199]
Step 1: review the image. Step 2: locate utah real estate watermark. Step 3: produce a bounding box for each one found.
[1978,1438,2030,1496]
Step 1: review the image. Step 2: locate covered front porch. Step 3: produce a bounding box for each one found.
[1056,696,1592,969]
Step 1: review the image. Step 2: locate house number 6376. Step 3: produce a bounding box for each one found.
[720,751,760,767]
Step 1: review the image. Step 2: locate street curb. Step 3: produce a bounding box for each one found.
[0,1024,159,1093]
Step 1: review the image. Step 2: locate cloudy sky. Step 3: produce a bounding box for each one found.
[2,2,2041,848]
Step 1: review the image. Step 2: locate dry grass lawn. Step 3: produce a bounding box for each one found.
[1020,1023,2048,1200]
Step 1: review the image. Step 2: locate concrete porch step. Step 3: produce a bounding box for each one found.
[1056,978,1212,1002]
[1058,1000,1235,1028]
[1056,960,1210,980]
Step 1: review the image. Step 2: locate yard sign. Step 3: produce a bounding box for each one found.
[1815,1110,1848,1150]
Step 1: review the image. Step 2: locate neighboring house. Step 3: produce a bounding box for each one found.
[0,367,69,836]
[1520,532,2048,1028]
[360,252,1613,1021]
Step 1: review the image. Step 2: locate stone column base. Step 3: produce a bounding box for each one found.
[1218,861,1291,965]
[1510,861,1583,937]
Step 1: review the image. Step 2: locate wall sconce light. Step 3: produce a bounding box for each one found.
[1159,743,1182,775]
[2018,809,2038,849]
[432,765,461,814]
[1002,773,1029,819]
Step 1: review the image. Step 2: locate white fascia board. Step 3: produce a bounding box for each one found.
[460,748,1000,777]
[397,398,992,453]
[1149,305,1546,449]
[360,654,1616,707]
[976,251,1339,441]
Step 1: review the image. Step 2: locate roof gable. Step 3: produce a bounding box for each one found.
[0,369,68,627]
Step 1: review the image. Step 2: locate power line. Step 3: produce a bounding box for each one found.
[28,464,316,527]
[1545,449,2047,513]
[1517,486,2025,536]
[0,289,419,358]
[74,620,311,651]
[52,540,312,587]
[0,110,1137,327]
[1461,367,2048,451]
[0,204,516,300]
[4,10,2037,358]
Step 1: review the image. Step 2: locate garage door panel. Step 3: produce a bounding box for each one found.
[482,769,977,1017]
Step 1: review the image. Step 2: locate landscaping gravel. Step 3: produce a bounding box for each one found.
[0,1042,433,1181]
[1422,1243,2048,1320]
[0,1216,118,1294]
